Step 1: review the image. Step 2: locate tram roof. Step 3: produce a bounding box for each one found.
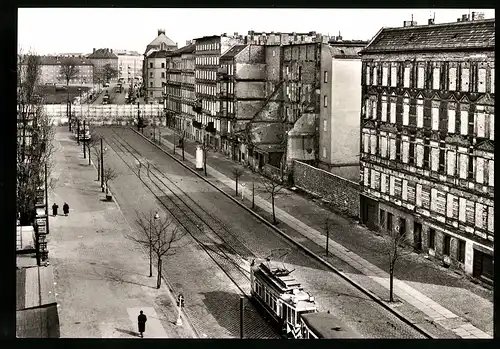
[258,263,302,292]
[301,313,361,339]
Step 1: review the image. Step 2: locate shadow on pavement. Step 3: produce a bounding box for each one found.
[115,328,140,337]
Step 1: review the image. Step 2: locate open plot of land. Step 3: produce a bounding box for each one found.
[39,85,92,104]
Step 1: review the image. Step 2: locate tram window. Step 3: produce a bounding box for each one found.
[291,309,296,325]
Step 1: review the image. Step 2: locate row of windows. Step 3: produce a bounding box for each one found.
[196,56,220,66]
[255,281,279,316]
[196,42,220,52]
[284,65,302,81]
[222,64,234,76]
[195,70,217,81]
[181,102,196,117]
[181,89,195,100]
[220,100,235,114]
[366,169,494,232]
[150,71,166,79]
[165,85,181,97]
[365,97,495,140]
[195,114,219,129]
[196,83,217,97]
[365,61,495,94]
[167,73,182,83]
[362,131,494,186]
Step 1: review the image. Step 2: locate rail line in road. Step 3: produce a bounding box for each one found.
[97,127,430,339]
[100,128,281,339]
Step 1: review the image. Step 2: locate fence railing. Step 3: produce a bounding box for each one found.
[44,104,165,120]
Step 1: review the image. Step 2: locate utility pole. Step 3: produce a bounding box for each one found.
[100,138,104,192]
[45,163,49,236]
[182,130,185,161]
[325,219,330,257]
[137,102,140,131]
[77,120,80,145]
[83,120,86,158]
[240,296,244,339]
[88,144,91,165]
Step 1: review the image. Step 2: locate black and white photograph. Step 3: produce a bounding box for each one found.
[15,7,494,339]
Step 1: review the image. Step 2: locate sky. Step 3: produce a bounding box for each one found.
[18,8,495,55]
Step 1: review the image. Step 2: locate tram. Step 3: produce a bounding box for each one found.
[250,259,318,337]
[300,312,361,339]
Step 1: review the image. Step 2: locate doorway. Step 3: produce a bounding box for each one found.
[473,249,493,284]
[414,222,422,251]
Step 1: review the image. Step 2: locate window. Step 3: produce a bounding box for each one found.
[323,95,327,107]
[478,68,486,93]
[416,100,424,127]
[417,66,425,88]
[161,72,165,78]
[273,50,276,57]
[324,71,328,83]
[161,62,165,68]
[365,66,370,85]
[457,240,465,263]
[323,120,327,131]
[363,133,369,153]
[395,134,401,161]
[423,140,430,169]
[382,66,388,86]
[475,110,486,138]
[381,173,387,193]
[461,66,470,92]
[468,148,475,180]
[391,65,397,87]
[460,110,468,135]
[488,160,494,186]
[379,209,386,230]
[150,72,153,78]
[389,137,396,160]
[370,134,377,155]
[431,106,439,130]
[363,167,369,186]
[433,66,440,89]
[403,99,410,125]
[381,95,387,122]
[448,107,456,133]
[389,176,395,196]
[449,67,457,90]
[150,82,153,87]
[443,235,451,256]
[409,137,415,165]
[431,144,439,171]
[439,143,446,173]
[490,68,495,93]
[390,100,396,124]
[428,229,435,249]
[398,217,406,235]
[149,62,153,68]
[373,66,378,86]
[401,140,409,163]
[323,147,326,158]
[380,135,388,158]
[403,67,410,87]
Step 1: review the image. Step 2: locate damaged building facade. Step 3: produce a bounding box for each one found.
[359,17,494,282]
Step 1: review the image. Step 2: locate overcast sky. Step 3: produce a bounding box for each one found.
[18,8,495,55]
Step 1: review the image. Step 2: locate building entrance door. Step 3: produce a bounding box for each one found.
[473,249,494,284]
[414,222,422,251]
[360,195,378,230]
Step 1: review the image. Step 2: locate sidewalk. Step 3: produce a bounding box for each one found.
[47,127,195,338]
[142,125,493,339]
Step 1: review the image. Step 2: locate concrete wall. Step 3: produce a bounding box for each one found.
[293,160,360,218]
[235,81,266,99]
[330,58,362,165]
[235,63,266,80]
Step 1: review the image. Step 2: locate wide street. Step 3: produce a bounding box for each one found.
[92,126,427,338]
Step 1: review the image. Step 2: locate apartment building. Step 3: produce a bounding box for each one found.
[145,50,169,102]
[165,42,196,139]
[319,39,367,181]
[218,44,267,163]
[115,50,143,83]
[36,56,93,85]
[87,48,119,83]
[359,17,494,282]
[143,29,178,92]
[193,34,246,146]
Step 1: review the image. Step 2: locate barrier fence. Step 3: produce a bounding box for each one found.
[45,103,165,124]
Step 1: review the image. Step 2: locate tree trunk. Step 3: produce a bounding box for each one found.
[105,183,109,195]
[97,161,100,181]
[149,242,153,277]
[204,153,207,176]
[389,263,394,302]
[272,195,276,224]
[252,180,255,209]
[235,178,238,196]
[157,258,162,289]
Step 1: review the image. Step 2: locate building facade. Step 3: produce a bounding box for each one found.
[87,48,119,83]
[145,50,169,102]
[318,40,367,182]
[37,56,94,85]
[359,18,494,282]
[115,50,143,83]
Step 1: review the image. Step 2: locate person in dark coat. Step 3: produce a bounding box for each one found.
[52,203,59,216]
[63,202,69,216]
[138,310,147,338]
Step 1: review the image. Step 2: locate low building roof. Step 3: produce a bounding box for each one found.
[17,266,57,310]
[171,43,196,56]
[220,44,248,59]
[329,45,363,59]
[38,56,93,66]
[362,18,495,54]
[16,304,60,338]
[301,312,360,339]
[87,48,118,59]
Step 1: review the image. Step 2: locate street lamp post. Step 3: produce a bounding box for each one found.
[100,138,104,192]
[77,120,80,145]
[137,102,141,132]
[149,211,159,277]
[82,120,86,159]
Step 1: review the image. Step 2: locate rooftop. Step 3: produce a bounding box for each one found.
[173,43,196,55]
[362,18,495,53]
[146,50,171,59]
[328,45,364,59]
[145,30,177,54]
[220,44,248,59]
[87,48,118,59]
[38,56,93,66]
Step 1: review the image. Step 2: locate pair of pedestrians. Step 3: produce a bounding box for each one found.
[52,202,70,216]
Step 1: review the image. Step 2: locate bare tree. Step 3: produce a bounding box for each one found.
[259,174,287,225]
[102,167,117,195]
[232,167,244,196]
[59,59,80,87]
[17,50,56,225]
[88,134,107,181]
[199,135,213,177]
[379,219,414,302]
[127,210,184,288]
[102,63,118,83]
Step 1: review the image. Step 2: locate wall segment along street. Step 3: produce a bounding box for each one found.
[96,126,426,338]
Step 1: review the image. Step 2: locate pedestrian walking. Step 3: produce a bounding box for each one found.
[63,202,70,216]
[138,310,147,338]
[52,203,59,217]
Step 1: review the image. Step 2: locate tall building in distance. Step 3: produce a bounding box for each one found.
[115,50,143,83]
[359,16,494,282]
[145,50,169,102]
[87,48,119,83]
[37,56,94,85]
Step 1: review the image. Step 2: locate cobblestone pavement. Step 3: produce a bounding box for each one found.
[47,127,194,338]
[94,127,428,338]
[138,125,493,339]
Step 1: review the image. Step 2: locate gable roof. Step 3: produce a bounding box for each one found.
[87,49,118,59]
[221,44,248,59]
[328,45,363,59]
[146,50,170,59]
[362,18,495,54]
[171,43,196,56]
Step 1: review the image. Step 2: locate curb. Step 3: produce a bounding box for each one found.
[86,135,199,339]
[131,127,435,339]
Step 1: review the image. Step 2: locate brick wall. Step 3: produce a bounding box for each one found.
[293,160,360,218]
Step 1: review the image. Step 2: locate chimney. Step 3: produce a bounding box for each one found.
[110,49,113,53]
[93,48,96,53]
[234,32,238,36]
[471,12,485,20]
[462,14,469,21]
[428,18,435,25]
[158,29,165,36]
